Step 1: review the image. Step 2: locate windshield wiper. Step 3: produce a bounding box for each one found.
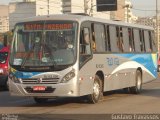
[20,49,33,68]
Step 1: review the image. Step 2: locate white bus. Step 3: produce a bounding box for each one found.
[9,14,157,104]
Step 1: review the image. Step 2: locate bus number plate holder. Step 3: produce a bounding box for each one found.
[33,86,46,91]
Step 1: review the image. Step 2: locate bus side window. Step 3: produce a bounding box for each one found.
[151,31,157,52]
[109,25,119,52]
[121,27,129,52]
[106,25,111,51]
[148,31,153,51]
[133,28,141,52]
[91,24,96,51]
[79,27,91,66]
[128,28,135,52]
[116,26,124,52]
[139,30,146,52]
[144,30,151,52]
[94,24,106,52]
[80,27,91,55]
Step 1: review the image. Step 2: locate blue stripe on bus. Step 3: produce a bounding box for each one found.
[116,54,157,77]
[13,71,42,79]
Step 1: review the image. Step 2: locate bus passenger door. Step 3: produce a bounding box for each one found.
[79,27,92,67]
[79,24,95,96]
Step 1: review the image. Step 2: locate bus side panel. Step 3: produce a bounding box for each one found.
[79,61,94,96]
[104,72,135,91]
[114,53,157,84]
[79,54,136,94]
[79,53,157,95]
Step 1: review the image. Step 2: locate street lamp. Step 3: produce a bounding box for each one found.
[84,0,94,16]
[156,0,159,51]
[84,0,89,14]
[123,4,132,22]
[47,0,49,15]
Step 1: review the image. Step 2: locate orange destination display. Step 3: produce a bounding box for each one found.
[24,23,73,30]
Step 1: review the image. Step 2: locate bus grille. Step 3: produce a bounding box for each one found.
[21,78,59,84]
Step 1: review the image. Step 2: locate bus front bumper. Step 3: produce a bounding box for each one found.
[9,79,79,97]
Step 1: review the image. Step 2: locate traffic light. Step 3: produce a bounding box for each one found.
[96,0,117,11]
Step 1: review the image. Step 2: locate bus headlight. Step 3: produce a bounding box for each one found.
[9,74,20,83]
[0,68,4,74]
[61,69,75,83]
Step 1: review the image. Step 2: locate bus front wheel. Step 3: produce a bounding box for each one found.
[130,70,142,94]
[87,75,103,104]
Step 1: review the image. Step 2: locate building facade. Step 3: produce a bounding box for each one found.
[0,5,9,33]
[136,17,155,27]
[62,0,110,19]
[110,0,135,23]
[9,0,62,30]
[9,0,112,30]
[124,0,132,23]
[110,0,125,21]
[136,16,160,50]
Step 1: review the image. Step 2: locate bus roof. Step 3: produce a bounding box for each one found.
[18,14,154,30]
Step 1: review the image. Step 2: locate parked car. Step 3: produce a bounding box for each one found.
[0,46,9,89]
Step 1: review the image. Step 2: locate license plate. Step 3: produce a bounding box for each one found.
[33,86,46,91]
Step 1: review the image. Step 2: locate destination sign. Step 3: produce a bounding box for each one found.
[24,23,73,30]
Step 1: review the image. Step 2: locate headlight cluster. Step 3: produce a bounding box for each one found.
[61,69,75,83]
[9,74,21,83]
[0,68,4,74]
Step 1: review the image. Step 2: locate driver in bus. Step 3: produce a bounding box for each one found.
[65,36,73,49]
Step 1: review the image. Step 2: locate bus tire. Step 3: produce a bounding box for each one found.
[6,79,9,90]
[34,98,48,104]
[87,75,103,104]
[130,70,142,94]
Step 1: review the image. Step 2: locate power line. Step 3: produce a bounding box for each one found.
[132,8,160,12]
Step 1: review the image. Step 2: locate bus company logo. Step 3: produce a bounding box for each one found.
[37,78,42,83]
[106,57,120,66]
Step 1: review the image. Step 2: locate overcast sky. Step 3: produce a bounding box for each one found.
[0,0,159,17]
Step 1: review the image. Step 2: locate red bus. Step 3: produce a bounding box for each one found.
[0,46,9,88]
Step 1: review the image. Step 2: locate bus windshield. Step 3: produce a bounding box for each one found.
[10,21,78,71]
[0,52,8,64]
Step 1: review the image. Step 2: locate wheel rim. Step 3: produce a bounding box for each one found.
[93,81,100,99]
[137,75,141,90]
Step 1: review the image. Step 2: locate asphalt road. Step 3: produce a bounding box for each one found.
[0,76,160,120]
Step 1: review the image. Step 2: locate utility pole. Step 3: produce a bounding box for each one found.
[123,4,129,22]
[84,0,88,14]
[90,0,93,16]
[126,5,129,22]
[156,0,159,51]
[123,3,132,23]
[47,0,49,15]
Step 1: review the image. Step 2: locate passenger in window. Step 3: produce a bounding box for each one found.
[57,36,67,49]
[34,37,41,51]
[129,45,132,52]
[84,33,91,54]
[92,31,96,51]
[65,36,73,49]
[84,33,90,44]
[117,38,124,52]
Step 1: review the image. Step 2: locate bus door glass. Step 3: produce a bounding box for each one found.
[79,27,91,66]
